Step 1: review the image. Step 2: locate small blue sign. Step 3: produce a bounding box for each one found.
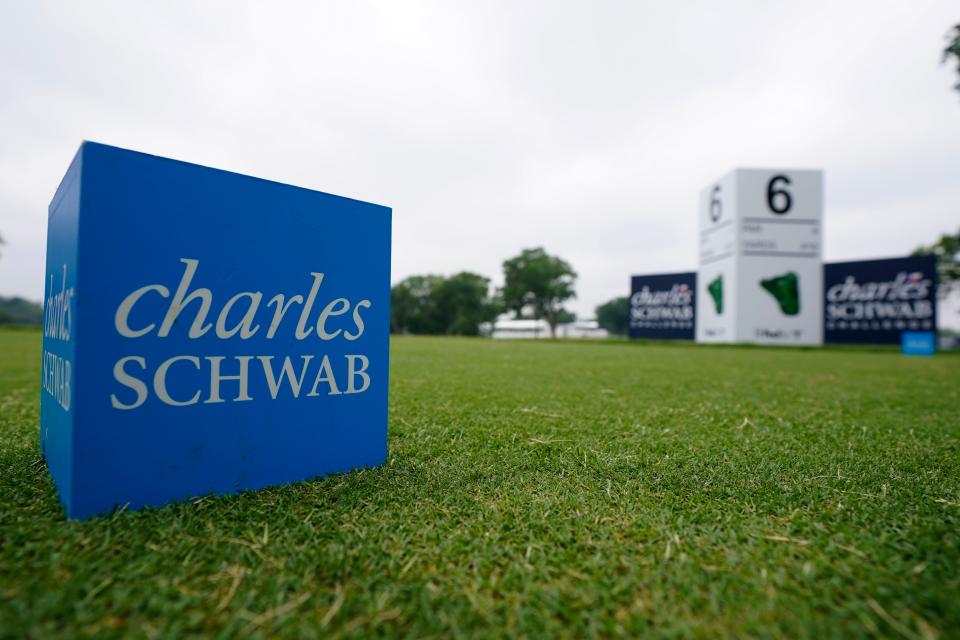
[629,272,696,340]
[901,331,935,356]
[40,142,391,519]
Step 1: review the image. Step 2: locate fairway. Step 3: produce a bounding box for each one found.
[1,329,959,638]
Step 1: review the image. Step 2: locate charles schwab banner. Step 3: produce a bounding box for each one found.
[629,272,696,340]
[823,255,937,344]
[41,142,391,519]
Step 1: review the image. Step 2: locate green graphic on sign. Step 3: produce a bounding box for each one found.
[707,275,723,314]
[760,271,800,315]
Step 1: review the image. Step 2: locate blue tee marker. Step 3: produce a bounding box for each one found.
[40,142,391,519]
[901,331,935,357]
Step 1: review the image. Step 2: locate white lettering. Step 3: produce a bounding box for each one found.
[215,292,263,339]
[258,355,314,399]
[205,356,253,403]
[115,284,170,337]
[295,273,325,340]
[307,355,342,396]
[345,354,370,394]
[266,293,303,339]
[45,265,76,342]
[111,356,148,410]
[154,356,202,406]
[316,298,350,340]
[345,300,370,340]
[158,258,214,338]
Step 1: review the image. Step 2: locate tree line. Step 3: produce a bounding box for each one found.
[391,247,578,337]
[0,297,43,325]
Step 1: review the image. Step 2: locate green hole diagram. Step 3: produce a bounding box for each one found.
[707,275,723,314]
[760,271,800,315]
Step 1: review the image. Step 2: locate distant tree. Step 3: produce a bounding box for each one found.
[0,297,43,325]
[391,275,444,334]
[595,296,629,336]
[432,272,501,336]
[391,272,500,335]
[0,232,5,260]
[945,23,960,95]
[914,227,960,297]
[555,309,576,325]
[502,247,577,338]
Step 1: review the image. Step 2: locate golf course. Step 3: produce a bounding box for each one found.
[1,328,958,638]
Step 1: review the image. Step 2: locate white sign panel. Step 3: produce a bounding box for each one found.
[696,168,823,346]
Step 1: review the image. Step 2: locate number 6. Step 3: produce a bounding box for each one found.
[709,185,722,222]
[766,175,792,214]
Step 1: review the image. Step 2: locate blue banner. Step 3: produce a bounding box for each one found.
[823,255,937,344]
[41,142,391,518]
[629,272,696,340]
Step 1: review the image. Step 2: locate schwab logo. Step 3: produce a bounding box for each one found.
[826,271,931,302]
[110,258,374,410]
[630,284,694,322]
[42,264,75,412]
[826,271,933,323]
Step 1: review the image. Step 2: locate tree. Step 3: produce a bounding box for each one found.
[391,275,444,334]
[595,296,629,336]
[914,227,960,297]
[0,232,5,260]
[0,297,43,325]
[502,247,577,338]
[945,23,960,95]
[432,272,500,336]
[390,272,499,335]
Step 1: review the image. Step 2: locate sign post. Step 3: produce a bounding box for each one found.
[696,169,823,345]
[41,142,392,519]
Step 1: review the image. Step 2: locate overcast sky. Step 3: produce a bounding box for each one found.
[1,1,958,321]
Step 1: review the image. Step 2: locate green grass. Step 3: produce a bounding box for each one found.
[1,329,959,638]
